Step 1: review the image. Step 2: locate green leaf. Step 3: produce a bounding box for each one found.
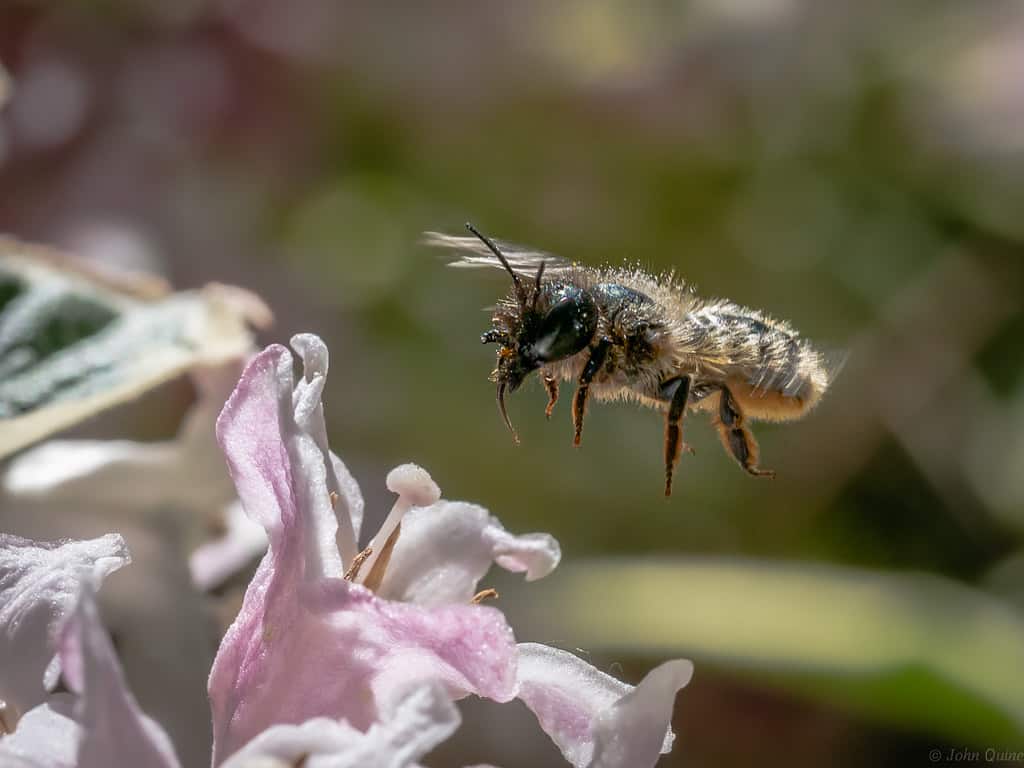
[0,238,269,458]
[515,558,1024,746]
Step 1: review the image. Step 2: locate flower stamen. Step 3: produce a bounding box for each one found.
[471,588,499,604]
[0,699,9,735]
[361,525,401,592]
[358,464,440,590]
[343,546,373,582]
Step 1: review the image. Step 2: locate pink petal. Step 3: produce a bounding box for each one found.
[210,339,518,765]
[211,576,516,763]
[376,501,560,607]
[0,697,78,768]
[0,534,128,727]
[220,682,460,768]
[516,644,692,768]
[58,586,181,768]
[213,343,300,538]
[214,340,355,581]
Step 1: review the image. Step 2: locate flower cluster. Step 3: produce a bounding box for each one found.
[0,334,692,767]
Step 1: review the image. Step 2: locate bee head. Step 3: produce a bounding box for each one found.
[465,224,597,442]
[487,284,598,388]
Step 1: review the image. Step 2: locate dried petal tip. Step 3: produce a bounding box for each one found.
[386,464,441,507]
[289,334,328,380]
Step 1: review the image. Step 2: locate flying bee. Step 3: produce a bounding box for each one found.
[425,223,842,496]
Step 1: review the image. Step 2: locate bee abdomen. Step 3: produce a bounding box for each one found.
[684,308,831,422]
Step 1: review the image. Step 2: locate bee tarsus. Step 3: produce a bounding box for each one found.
[542,373,559,419]
[572,338,612,447]
[662,374,693,497]
[716,386,776,479]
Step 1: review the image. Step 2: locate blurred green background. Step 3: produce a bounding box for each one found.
[2,1,1024,766]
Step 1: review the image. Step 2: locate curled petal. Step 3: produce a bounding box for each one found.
[516,644,692,768]
[376,502,560,607]
[221,682,460,768]
[59,586,181,768]
[216,344,299,535]
[589,658,693,768]
[0,534,128,726]
[291,334,363,565]
[215,343,352,581]
[486,527,559,582]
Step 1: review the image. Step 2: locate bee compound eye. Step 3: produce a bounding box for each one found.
[534,290,598,362]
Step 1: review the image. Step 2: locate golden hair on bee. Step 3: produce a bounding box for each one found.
[425,224,843,496]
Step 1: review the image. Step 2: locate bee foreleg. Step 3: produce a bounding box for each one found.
[542,372,559,419]
[715,386,776,479]
[572,338,612,447]
[661,375,694,497]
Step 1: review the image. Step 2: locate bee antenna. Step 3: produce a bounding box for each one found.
[466,222,526,308]
[531,260,546,313]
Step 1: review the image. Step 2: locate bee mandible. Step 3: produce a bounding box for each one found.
[426,224,841,496]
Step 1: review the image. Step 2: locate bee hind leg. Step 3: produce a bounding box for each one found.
[715,386,776,479]
[661,375,695,497]
[542,372,559,419]
[572,338,612,446]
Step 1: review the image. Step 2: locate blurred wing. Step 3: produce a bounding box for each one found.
[422,231,575,276]
[818,347,850,388]
[748,344,849,398]
[782,346,849,397]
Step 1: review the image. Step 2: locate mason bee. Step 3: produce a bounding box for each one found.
[426,224,841,496]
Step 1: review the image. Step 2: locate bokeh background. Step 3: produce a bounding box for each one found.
[3,1,1024,766]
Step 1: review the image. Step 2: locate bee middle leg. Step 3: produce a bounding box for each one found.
[715,386,776,478]
[572,338,612,446]
[661,375,695,497]
[541,372,559,419]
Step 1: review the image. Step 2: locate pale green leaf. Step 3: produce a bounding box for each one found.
[0,238,270,458]
[516,558,1024,746]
